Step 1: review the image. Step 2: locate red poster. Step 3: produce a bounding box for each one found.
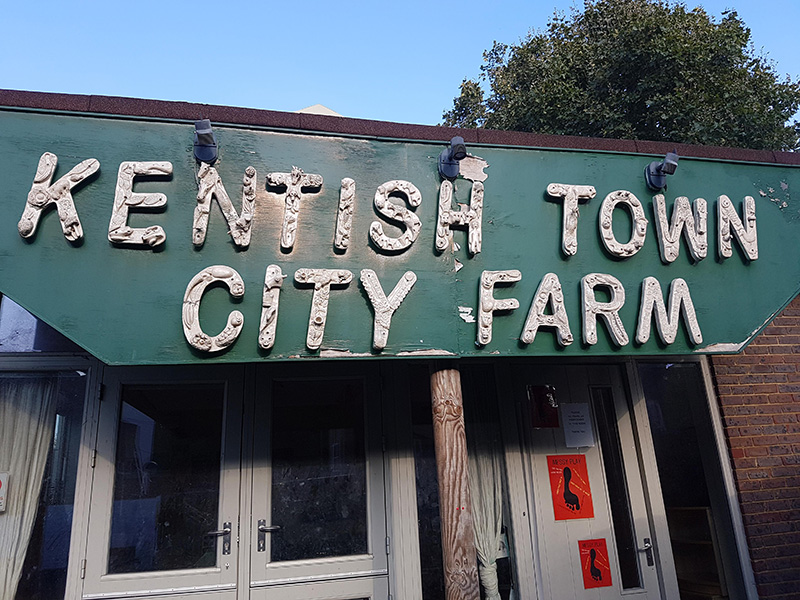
[579,539,612,588]
[547,454,594,520]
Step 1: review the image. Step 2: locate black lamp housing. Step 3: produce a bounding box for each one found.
[438,136,468,180]
[644,150,679,191]
[194,119,218,164]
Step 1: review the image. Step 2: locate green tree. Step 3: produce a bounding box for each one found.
[443,0,800,150]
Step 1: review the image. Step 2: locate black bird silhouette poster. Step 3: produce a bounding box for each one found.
[547,455,594,520]
[579,539,612,589]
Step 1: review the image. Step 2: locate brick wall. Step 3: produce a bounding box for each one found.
[711,295,800,598]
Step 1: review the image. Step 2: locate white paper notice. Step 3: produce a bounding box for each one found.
[562,403,595,448]
[0,472,7,512]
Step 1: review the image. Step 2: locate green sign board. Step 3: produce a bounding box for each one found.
[1,108,798,365]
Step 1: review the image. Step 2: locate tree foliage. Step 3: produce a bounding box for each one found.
[443,0,800,150]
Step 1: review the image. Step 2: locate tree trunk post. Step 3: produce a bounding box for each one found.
[429,363,480,600]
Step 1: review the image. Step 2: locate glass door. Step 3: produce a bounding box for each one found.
[248,364,388,600]
[82,366,243,600]
[515,364,663,600]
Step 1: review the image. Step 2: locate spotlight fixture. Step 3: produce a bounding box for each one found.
[438,136,468,180]
[193,119,218,164]
[644,150,679,191]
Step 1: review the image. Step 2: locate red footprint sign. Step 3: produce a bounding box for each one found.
[579,539,612,589]
[547,455,594,520]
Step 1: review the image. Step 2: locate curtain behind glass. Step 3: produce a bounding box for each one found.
[0,376,57,598]
[463,367,505,600]
[468,424,504,600]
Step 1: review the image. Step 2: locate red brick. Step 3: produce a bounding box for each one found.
[772,466,800,477]
[746,447,770,457]
[759,581,800,597]
[756,457,784,467]
[750,415,778,425]
[729,436,754,447]
[738,480,763,491]
[774,414,799,424]
[753,567,800,584]
[761,478,790,490]
[740,425,789,436]
[748,521,793,537]
[741,490,780,502]
[712,297,800,593]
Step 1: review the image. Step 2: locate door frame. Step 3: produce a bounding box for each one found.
[246,362,389,598]
[81,364,245,600]
[80,361,421,600]
[497,360,677,600]
[626,356,759,600]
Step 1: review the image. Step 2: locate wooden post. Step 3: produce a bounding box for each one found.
[430,363,480,600]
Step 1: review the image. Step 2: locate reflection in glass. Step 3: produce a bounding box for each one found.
[108,385,224,574]
[0,296,82,353]
[270,378,367,562]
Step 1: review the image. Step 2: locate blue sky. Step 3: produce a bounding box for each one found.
[1,0,798,125]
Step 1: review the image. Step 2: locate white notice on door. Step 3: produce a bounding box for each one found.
[562,403,595,448]
[0,472,7,512]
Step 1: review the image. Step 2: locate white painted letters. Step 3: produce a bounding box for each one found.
[360,269,417,350]
[652,194,707,263]
[582,273,628,346]
[520,273,573,346]
[335,178,356,251]
[435,179,483,255]
[636,277,702,345]
[193,163,257,248]
[547,183,596,256]
[369,180,422,252]
[267,167,323,251]
[477,270,522,346]
[259,264,286,350]
[18,152,99,242]
[718,195,758,261]
[295,268,353,350]
[109,161,172,248]
[599,190,648,258]
[182,266,245,353]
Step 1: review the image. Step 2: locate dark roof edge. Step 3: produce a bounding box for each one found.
[2,89,798,165]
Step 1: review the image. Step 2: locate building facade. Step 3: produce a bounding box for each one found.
[1,90,799,600]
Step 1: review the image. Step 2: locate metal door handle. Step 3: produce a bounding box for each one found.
[637,537,654,566]
[257,520,280,552]
[206,522,232,555]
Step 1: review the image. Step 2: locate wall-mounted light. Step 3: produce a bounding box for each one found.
[644,150,679,191]
[194,119,218,164]
[438,136,468,180]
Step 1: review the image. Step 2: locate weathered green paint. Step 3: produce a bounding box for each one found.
[0,109,798,365]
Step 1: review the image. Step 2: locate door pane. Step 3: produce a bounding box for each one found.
[270,378,367,562]
[590,386,642,589]
[108,384,224,574]
[638,362,747,600]
[8,372,86,600]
